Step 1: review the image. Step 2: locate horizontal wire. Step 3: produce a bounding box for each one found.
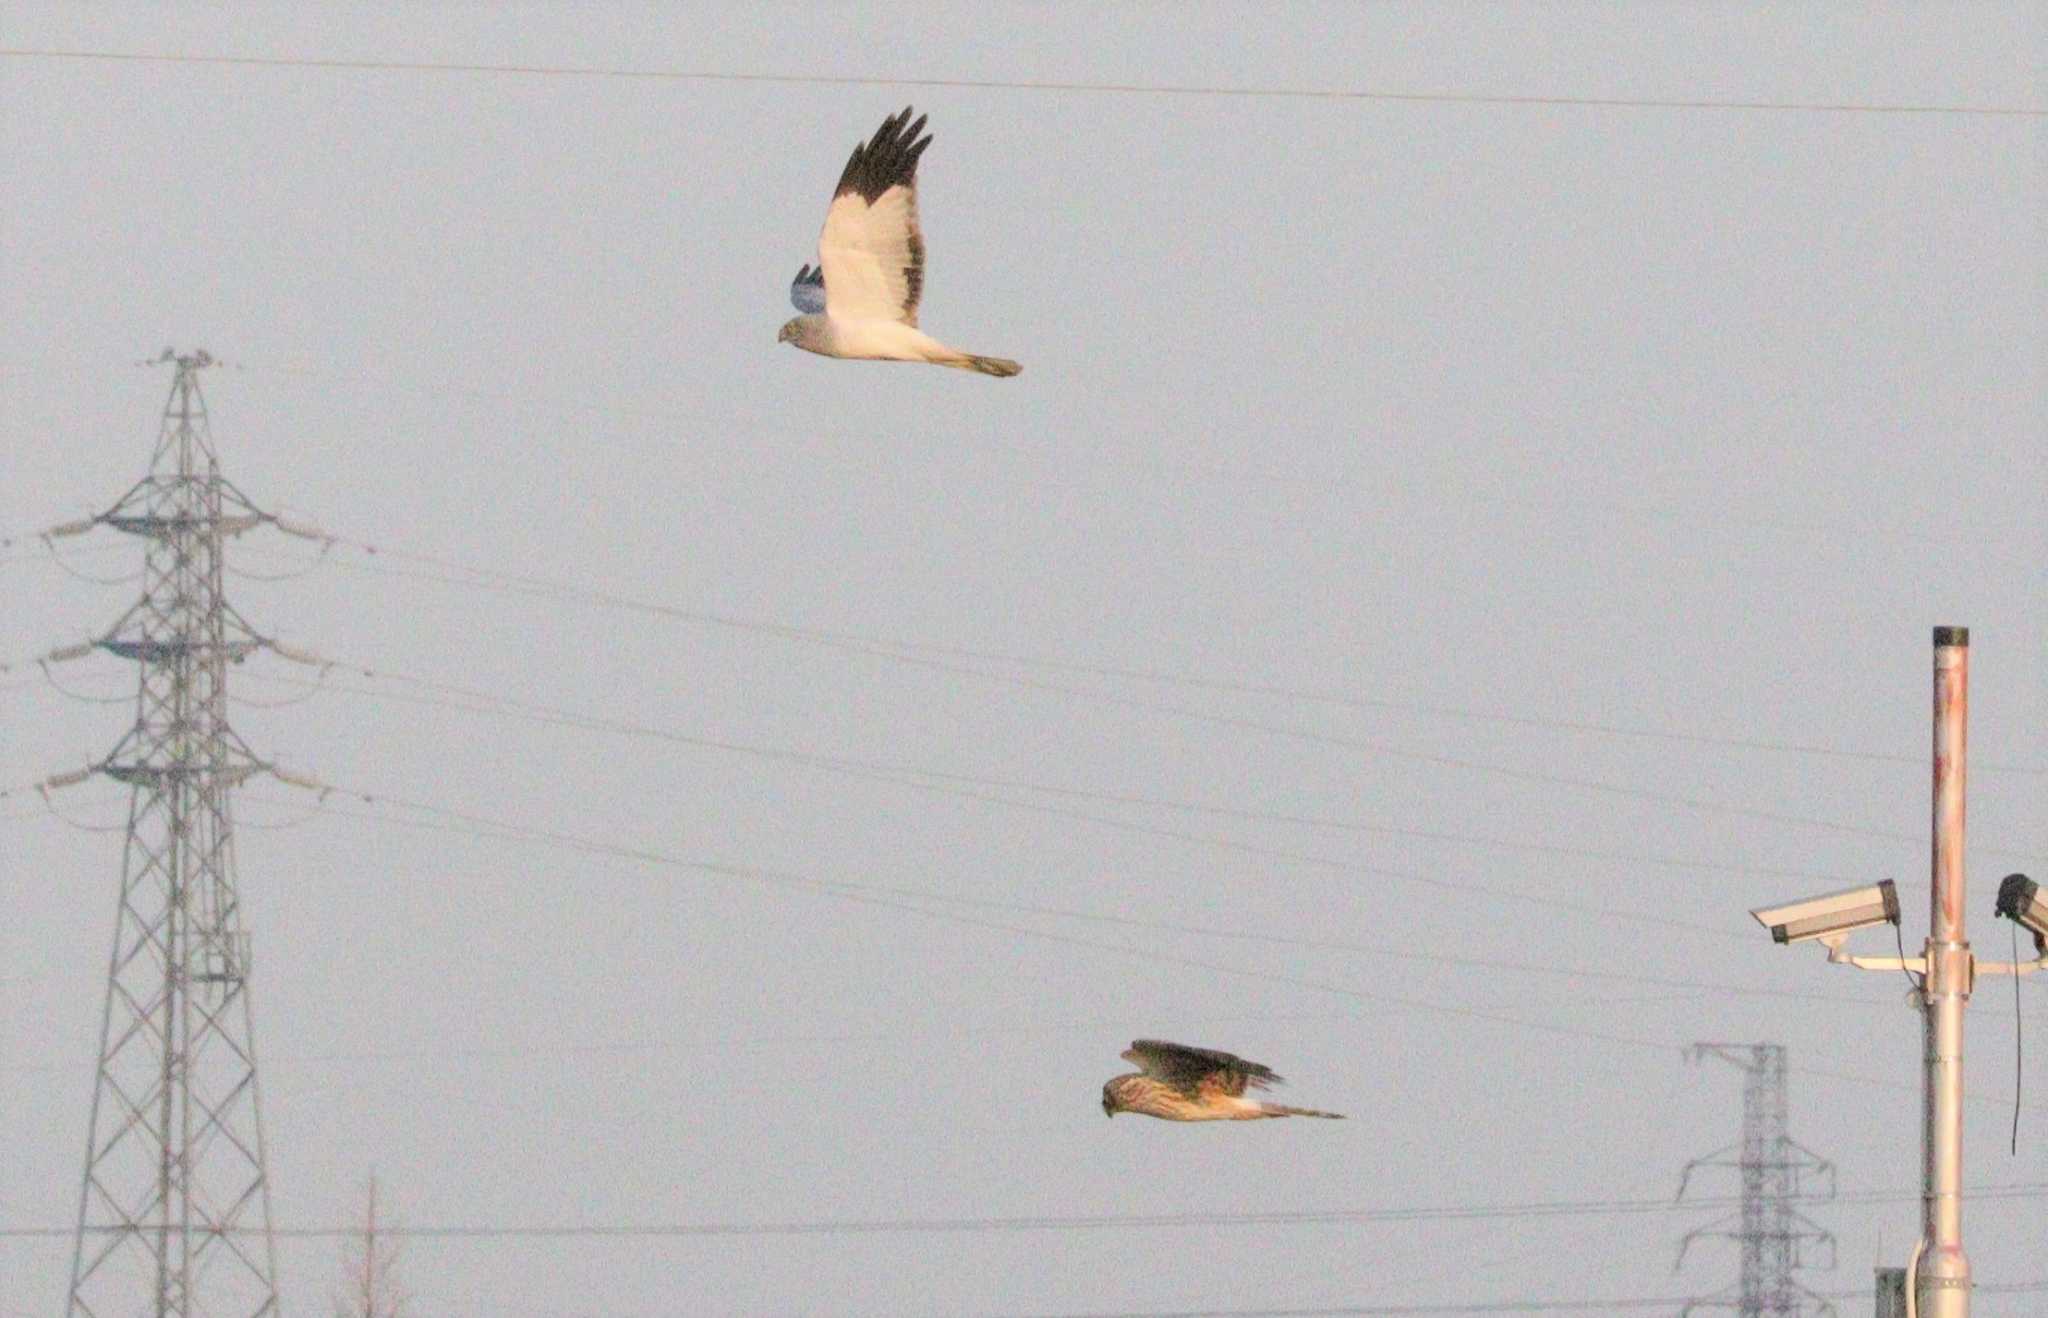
[300,543,2048,862]
[0,1009,1374,1078]
[248,729,1793,992]
[0,48,2039,118]
[237,665,1853,923]
[220,663,1916,892]
[235,362,2037,560]
[272,789,2039,1112]
[1014,1282,2048,1318]
[268,536,2045,779]
[17,1182,2046,1240]
[256,760,1860,1004]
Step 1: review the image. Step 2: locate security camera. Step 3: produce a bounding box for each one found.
[1994,874,2047,947]
[1751,880,1899,945]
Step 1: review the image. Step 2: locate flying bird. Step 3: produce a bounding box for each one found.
[1101,1040,1345,1122]
[778,107,1021,378]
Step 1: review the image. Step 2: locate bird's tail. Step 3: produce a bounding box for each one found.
[946,353,1022,378]
[1256,1103,1346,1120]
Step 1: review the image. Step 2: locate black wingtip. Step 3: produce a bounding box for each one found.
[833,105,933,203]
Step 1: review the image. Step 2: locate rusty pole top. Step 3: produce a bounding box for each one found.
[1930,627,1969,943]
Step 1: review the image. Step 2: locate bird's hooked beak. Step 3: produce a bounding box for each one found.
[776,320,800,346]
[1101,1095,1116,1118]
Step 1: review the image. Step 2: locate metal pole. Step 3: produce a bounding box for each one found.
[1918,626,1971,1315]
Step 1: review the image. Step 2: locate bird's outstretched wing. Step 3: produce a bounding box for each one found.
[816,107,930,328]
[789,263,826,314]
[1123,1040,1281,1097]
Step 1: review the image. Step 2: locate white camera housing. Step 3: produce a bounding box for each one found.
[1751,880,1899,945]
[1994,873,2047,946]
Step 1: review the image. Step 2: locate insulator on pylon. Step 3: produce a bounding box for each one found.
[269,764,331,797]
[41,517,99,540]
[272,514,330,541]
[269,640,330,667]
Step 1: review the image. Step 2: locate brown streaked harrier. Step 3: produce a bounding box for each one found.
[778,106,1022,378]
[1101,1040,1345,1122]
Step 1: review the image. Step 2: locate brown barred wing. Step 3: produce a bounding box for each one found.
[1122,1040,1281,1096]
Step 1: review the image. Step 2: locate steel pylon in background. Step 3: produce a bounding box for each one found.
[1676,1043,1837,1316]
[65,350,283,1316]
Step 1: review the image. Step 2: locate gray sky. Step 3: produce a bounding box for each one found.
[2,2,2043,1314]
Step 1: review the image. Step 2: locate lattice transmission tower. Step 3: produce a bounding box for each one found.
[60,349,286,1316]
[1675,1042,1837,1316]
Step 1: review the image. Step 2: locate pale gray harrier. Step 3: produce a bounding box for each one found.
[1101,1040,1345,1121]
[778,107,1022,378]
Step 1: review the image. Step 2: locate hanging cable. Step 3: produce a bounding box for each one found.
[228,559,326,583]
[44,543,139,585]
[229,528,334,581]
[30,641,126,704]
[231,665,332,708]
[38,662,131,706]
[1894,913,1925,997]
[38,792,129,833]
[2014,919,2025,1157]
[33,766,122,832]
[0,47,2040,117]
[234,797,329,831]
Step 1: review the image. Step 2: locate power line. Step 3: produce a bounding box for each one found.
[218,361,2039,564]
[6,1182,2043,1240]
[231,777,1861,1007]
[0,48,2039,118]
[258,788,2045,1112]
[235,663,1865,901]
[1011,1282,2048,1318]
[248,536,2044,779]
[242,538,2048,862]
[259,666,1850,881]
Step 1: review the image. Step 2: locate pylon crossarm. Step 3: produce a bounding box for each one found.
[1675,1209,1743,1264]
[1786,1207,1838,1250]
[1974,955,2048,977]
[1780,1136,1834,1175]
[1674,1142,1739,1200]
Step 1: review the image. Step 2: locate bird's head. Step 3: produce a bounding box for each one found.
[776,318,803,346]
[1101,1082,1120,1118]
